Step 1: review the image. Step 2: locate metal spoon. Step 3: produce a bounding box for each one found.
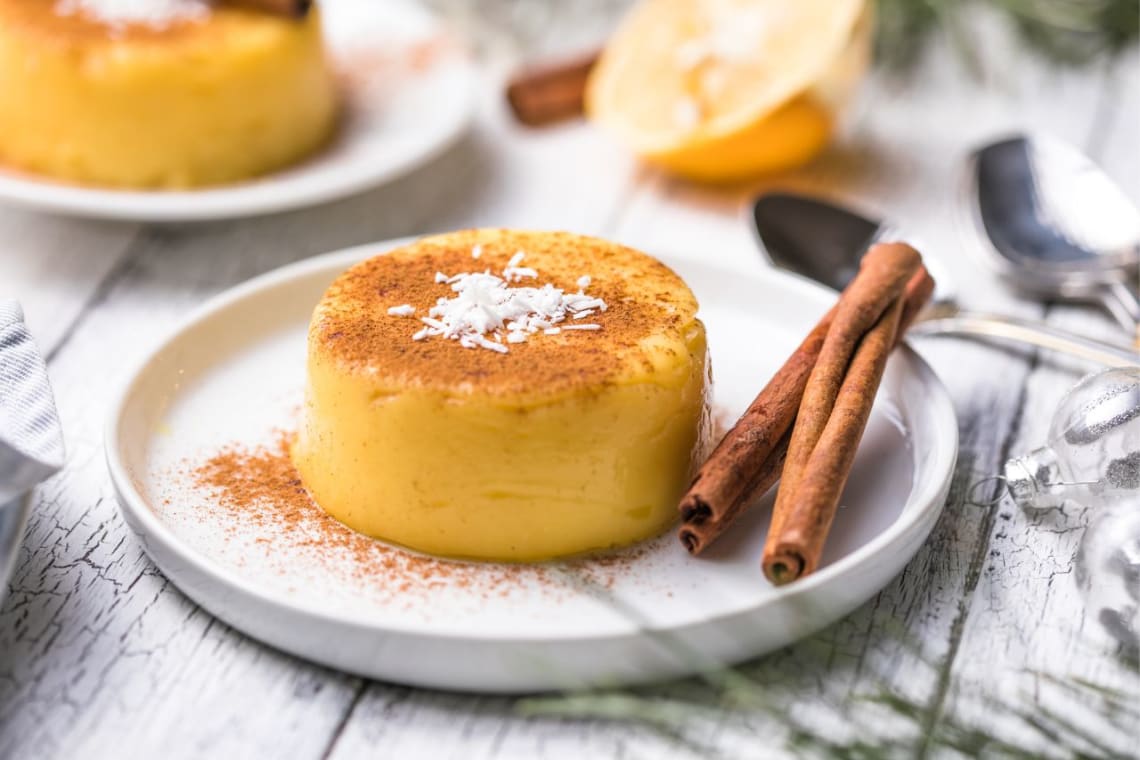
[751,192,1139,367]
[966,133,1140,340]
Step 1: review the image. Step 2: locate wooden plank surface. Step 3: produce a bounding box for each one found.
[1,4,1136,758]
[0,216,139,357]
[932,41,1140,757]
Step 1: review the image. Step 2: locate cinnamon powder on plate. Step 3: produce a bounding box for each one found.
[182,431,651,606]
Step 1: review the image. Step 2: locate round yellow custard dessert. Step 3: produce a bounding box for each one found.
[292,230,712,562]
[0,0,339,188]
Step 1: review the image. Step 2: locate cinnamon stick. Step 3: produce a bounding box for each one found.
[678,248,932,556]
[899,267,935,334]
[762,243,922,584]
[678,309,834,553]
[221,0,311,18]
[763,296,904,584]
[506,50,600,127]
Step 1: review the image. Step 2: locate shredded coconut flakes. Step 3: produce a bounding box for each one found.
[388,251,607,353]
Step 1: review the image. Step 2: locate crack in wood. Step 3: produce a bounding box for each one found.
[318,679,368,760]
[917,342,1044,758]
[43,230,152,365]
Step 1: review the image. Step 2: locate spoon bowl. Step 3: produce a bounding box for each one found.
[966,134,1140,332]
[751,192,957,303]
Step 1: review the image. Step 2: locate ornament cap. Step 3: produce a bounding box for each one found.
[1004,446,1064,510]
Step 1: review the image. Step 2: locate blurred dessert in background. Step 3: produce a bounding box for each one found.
[0,0,339,188]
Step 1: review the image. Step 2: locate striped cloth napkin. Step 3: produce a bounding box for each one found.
[0,302,64,600]
[0,302,63,505]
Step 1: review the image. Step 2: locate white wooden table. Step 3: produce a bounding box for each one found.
[2,4,1137,757]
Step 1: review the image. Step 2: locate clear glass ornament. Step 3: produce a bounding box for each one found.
[1003,367,1140,510]
[1076,504,1140,650]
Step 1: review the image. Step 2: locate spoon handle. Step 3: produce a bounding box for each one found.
[1100,280,1140,349]
[909,308,1139,367]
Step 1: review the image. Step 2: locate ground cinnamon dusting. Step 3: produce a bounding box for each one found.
[185,431,651,604]
[310,230,694,397]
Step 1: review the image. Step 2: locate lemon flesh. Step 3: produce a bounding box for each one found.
[0,2,339,189]
[587,0,871,182]
[292,230,712,562]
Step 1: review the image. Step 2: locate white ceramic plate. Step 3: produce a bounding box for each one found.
[0,1,476,222]
[106,240,958,693]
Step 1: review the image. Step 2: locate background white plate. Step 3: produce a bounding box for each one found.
[0,1,476,222]
[107,240,958,693]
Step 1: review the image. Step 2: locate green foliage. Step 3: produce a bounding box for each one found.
[874,0,1139,70]
[516,651,1140,758]
[514,573,1140,757]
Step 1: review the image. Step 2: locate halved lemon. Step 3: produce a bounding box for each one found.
[586,0,871,183]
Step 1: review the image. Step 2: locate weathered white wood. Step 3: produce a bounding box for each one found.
[933,46,1140,756]
[0,5,1136,758]
[936,304,1137,759]
[1090,47,1140,200]
[0,214,138,354]
[0,233,363,759]
[430,82,641,234]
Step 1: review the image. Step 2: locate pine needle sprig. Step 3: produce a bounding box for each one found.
[874,0,1139,71]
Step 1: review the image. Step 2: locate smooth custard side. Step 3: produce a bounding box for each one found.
[294,339,710,562]
[0,1,339,188]
[292,230,712,562]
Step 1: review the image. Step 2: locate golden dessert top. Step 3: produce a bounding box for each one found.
[0,0,301,46]
[308,229,703,398]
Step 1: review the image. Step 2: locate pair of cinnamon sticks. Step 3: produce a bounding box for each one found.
[679,243,934,585]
